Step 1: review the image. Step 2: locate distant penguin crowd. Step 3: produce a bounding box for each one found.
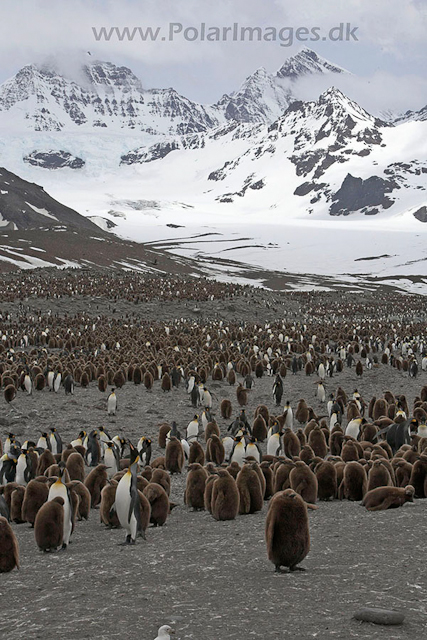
[1,284,427,576]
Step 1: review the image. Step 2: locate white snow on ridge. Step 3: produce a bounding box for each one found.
[25,201,58,220]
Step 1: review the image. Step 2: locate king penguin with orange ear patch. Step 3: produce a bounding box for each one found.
[112,443,142,545]
[47,462,73,549]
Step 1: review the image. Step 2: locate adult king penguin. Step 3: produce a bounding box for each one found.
[107,388,117,416]
[112,443,142,545]
[47,462,73,549]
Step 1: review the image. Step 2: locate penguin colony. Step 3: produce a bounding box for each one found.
[1,274,427,579]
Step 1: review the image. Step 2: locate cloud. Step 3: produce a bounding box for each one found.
[0,0,425,112]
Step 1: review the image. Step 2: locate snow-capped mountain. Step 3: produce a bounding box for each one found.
[0,47,349,140]
[276,47,348,80]
[215,48,349,124]
[0,60,223,136]
[393,104,427,124]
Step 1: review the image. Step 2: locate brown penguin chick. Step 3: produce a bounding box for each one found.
[65,452,85,482]
[158,371,170,392]
[368,395,376,419]
[165,437,184,474]
[10,486,25,523]
[260,461,274,500]
[371,445,388,459]
[252,415,268,442]
[185,463,208,511]
[338,462,367,501]
[0,516,19,571]
[236,385,248,406]
[341,440,360,462]
[314,461,337,501]
[373,398,388,421]
[409,454,427,498]
[137,490,152,539]
[360,423,378,443]
[4,384,16,405]
[100,481,120,528]
[273,460,296,494]
[299,445,315,465]
[211,469,240,521]
[236,463,263,515]
[158,423,170,449]
[204,474,217,513]
[265,489,310,573]
[283,428,301,459]
[143,482,170,527]
[151,456,166,469]
[2,482,19,512]
[375,457,395,484]
[206,435,225,465]
[226,461,241,480]
[227,369,236,385]
[367,460,393,492]
[403,447,419,464]
[361,485,415,511]
[67,481,91,520]
[250,461,266,498]
[296,429,307,448]
[204,421,220,441]
[73,445,87,458]
[140,466,153,482]
[136,476,149,492]
[98,374,107,393]
[303,419,318,439]
[143,370,154,391]
[377,441,393,459]
[36,450,56,476]
[84,464,108,508]
[189,441,205,466]
[295,399,309,425]
[255,404,270,425]
[150,469,171,496]
[61,446,79,463]
[393,459,413,487]
[332,461,346,489]
[22,479,49,527]
[308,426,327,459]
[220,399,232,420]
[34,497,64,552]
[289,461,318,504]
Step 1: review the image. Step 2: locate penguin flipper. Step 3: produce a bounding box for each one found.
[129,486,142,532]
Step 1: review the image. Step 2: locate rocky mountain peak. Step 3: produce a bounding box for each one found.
[276,47,348,80]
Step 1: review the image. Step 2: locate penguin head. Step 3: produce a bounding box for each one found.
[79,430,86,439]
[128,442,140,466]
[57,462,67,483]
[106,441,114,449]
[50,428,56,433]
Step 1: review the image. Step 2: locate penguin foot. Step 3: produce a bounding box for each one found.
[275,566,287,573]
[59,543,68,551]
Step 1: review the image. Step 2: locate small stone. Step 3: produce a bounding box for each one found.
[353,608,405,625]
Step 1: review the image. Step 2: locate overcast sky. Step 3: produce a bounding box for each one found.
[1,0,426,114]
